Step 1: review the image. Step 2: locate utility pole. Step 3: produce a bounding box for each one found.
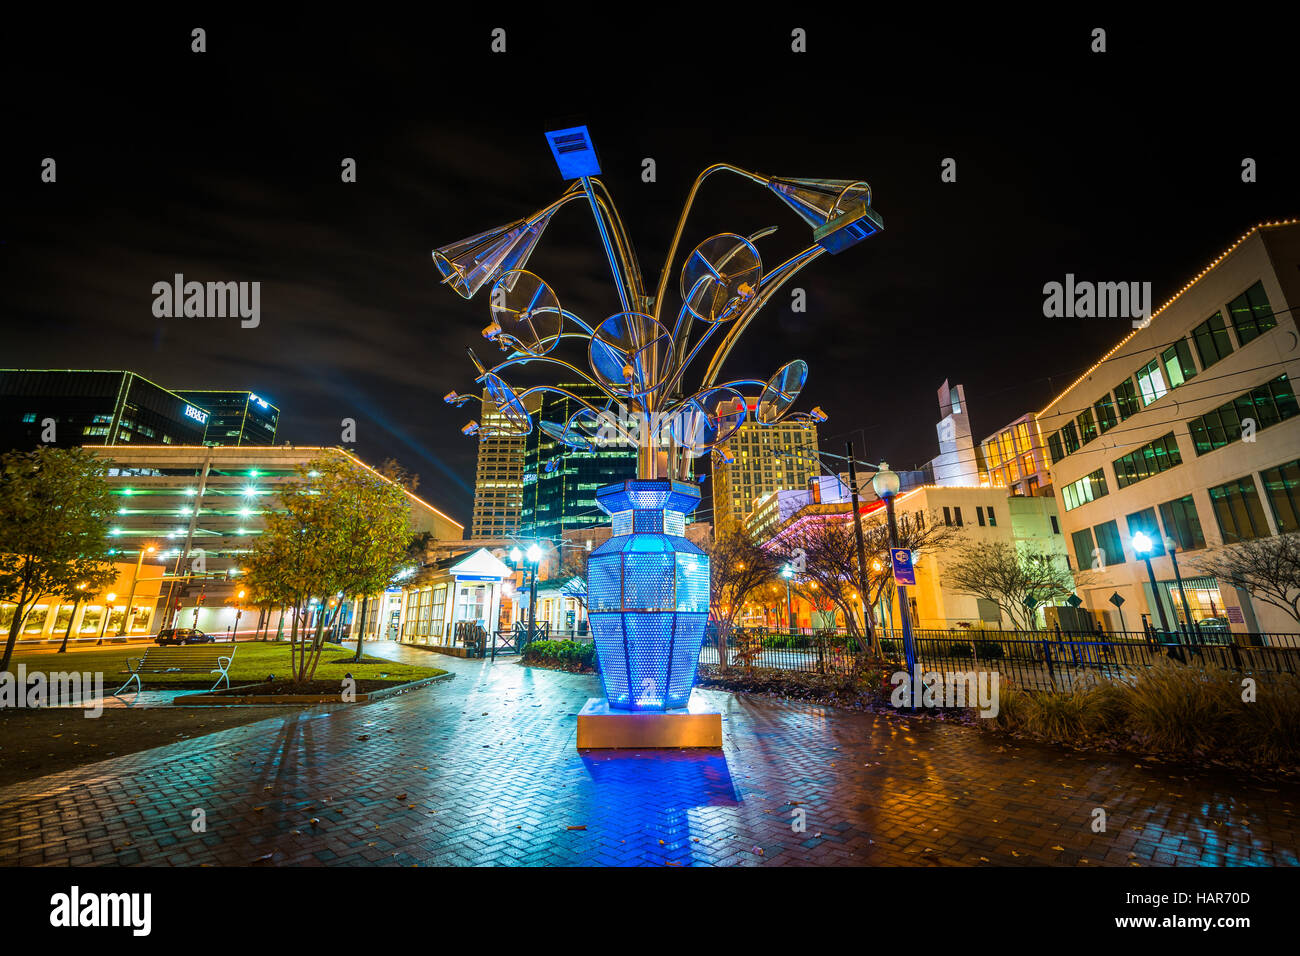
[844,441,873,652]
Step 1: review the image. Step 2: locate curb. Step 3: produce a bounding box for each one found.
[173,671,454,706]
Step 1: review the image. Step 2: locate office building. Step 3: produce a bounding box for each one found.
[977,413,1051,497]
[174,389,280,445]
[1036,220,1300,639]
[521,383,637,546]
[0,369,210,450]
[470,388,541,539]
[712,404,819,534]
[90,444,462,635]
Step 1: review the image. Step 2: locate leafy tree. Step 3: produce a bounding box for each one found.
[244,456,411,684]
[707,530,780,671]
[943,539,1073,631]
[1194,533,1300,628]
[0,448,117,672]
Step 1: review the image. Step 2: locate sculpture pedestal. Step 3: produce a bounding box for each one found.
[576,696,722,749]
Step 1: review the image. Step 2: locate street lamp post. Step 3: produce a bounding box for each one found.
[526,543,542,641]
[1131,533,1172,637]
[117,545,156,637]
[781,564,794,631]
[872,462,917,678]
[511,544,543,643]
[1164,537,1201,645]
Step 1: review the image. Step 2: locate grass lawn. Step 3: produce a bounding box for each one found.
[4,641,446,689]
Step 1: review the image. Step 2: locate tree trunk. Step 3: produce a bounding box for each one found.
[57,597,83,654]
[1,603,28,673]
[716,619,730,673]
[352,593,370,663]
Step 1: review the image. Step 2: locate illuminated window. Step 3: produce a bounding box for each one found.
[1227,280,1276,346]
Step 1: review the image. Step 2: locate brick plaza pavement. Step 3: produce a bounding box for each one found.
[0,642,1296,866]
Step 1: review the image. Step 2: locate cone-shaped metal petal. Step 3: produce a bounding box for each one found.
[766,178,871,228]
[432,211,555,299]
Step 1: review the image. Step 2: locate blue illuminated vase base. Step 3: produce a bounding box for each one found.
[585,479,710,711]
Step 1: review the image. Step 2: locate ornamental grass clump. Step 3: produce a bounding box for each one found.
[984,658,1300,771]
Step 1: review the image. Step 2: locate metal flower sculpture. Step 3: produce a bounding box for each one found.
[437,127,883,711]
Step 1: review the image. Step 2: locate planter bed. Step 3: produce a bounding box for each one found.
[177,672,452,705]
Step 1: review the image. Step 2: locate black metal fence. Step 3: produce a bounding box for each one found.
[691,624,1300,691]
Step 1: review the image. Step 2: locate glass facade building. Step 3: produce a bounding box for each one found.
[0,369,209,451]
[174,389,280,445]
[521,383,637,546]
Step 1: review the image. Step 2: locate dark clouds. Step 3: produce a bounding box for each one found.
[2,11,1294,522]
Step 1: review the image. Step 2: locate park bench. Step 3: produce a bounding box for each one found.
[113,645,237,696]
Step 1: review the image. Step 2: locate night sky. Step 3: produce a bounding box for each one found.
[3,11,1295,525]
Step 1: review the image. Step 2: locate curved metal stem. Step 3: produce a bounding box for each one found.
[483,355,622,406]
[651,163,767,324]
[701,244,825,386]
[514,385,641,447]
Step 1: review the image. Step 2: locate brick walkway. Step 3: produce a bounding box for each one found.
[0,642,1296,866]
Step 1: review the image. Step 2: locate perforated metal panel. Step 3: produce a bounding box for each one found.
[587,478,711,711]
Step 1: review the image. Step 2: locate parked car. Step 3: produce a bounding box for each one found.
[154,627,213,645]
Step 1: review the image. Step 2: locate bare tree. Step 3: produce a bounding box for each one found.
[943,539,1073,631]
[773,510,958,650]
[708,530,781,671]
[1195,533,1300,628]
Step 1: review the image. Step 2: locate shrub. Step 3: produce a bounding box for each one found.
[945,642,975,659]
[983,659,1300,771]
[973,641,1005,660]
[522,639,596,670]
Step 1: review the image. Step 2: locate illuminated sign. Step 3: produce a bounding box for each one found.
[183,404,209,425]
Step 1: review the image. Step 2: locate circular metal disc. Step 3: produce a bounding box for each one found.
[679,233,762,324]
[489,270,562,356]
[589,312,674,399]
[538,418,593,452]
[757,359,809,425]
[481,372,532,436]
[669,386,748,452]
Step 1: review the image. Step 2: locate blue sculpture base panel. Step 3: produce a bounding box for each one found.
[586,479,710,711]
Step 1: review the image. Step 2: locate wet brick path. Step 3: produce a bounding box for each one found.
[0,642,1296,866]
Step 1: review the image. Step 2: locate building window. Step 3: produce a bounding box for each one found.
[976,507,986,527]
[1093,520,1125,566]
[1061,422,1080,455]
[986,506,996,527]
[1188,375,1298,455]
[1259,458,1300,534]
[1071,528,1096,571]
[1050,515,1060,534]
[1192,312,1234,370]
[954,506,963,527]
[1047,432,1065,464]
[1158,495,1206,552]
[1136,358,1168,407]
[1112,432,1182,489]
[1160,339,1198,390]
[1208,475,1270,543]
[1125,508,1165,556]
[943,506,952,526]
[1114,378,1141,420]
[1076,408,1098,445]
[1094,394,1118,433]
[1061,469,1108,511]
[1227,280,1276,346]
